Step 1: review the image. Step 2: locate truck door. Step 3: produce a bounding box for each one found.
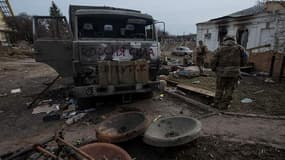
[33,16,73,77]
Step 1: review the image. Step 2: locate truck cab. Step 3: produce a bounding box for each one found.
[33,5,161,98]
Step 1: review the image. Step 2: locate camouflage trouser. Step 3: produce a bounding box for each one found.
[197,57,204,74]
[214,76,238,109]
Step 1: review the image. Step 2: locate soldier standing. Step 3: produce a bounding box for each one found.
[211,36,247,109]
[196,40,208,75]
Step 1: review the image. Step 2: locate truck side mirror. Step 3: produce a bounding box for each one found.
[155,21,166,36]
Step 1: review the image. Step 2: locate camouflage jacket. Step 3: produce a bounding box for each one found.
[196,45,208,59]
[211,40,247,77]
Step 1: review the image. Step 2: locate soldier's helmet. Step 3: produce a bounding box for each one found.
[223,36,236,42]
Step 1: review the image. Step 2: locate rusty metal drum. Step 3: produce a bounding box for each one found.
[80,143,132,160]
[96,112,148,143]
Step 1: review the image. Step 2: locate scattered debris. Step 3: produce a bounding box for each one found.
[253,90,264,94]
[153,94,164,101]
[42,112,61,122]
[178,69,200,78]
[159,75,168,81]
[209,153,214,159]
[160,93,165,100]
[256,72,270,77]
[153,115,162,122]
[66,113,87,125]
[264,78,275,83]
[159,80,167,91]
[32,104,59,114]
[81,108,96,113]
[158,67,171,76]
[62,104,77,114]
[192,80,201,84]
[10,88,21,94]
[241,98,254,104]
[241,72,252,76]
[27,75,61,109]
[38,99,53,105]
[0,93,8,97]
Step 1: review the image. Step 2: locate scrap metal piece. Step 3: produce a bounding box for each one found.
[28,75,61,109]
[96,112,148,143]
[55,137,95,160]
[34,145,63,160]
[80,143,132,160]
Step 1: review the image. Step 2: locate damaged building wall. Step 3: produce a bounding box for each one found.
[197,13,280,52]
[196,2,285,53]
[196,23,219,51]
[275,11,285,53]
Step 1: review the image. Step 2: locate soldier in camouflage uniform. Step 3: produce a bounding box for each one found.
[196,40,208,75]
[211,36,247,109]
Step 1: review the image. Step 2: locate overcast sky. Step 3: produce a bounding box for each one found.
[10,0,257,34]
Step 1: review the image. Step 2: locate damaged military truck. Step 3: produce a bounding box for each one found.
[33,5,162,98]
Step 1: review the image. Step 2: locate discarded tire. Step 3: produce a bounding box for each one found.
[96,112,148,143]
[80,143,132,160]
[143,116,202,147]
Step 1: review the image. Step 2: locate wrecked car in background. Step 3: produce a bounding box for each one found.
[172,46,193,56]
[33,5,163,98]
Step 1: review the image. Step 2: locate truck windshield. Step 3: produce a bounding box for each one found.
[77,15,155,40]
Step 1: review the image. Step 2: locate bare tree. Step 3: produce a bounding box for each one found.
[4,12,33,43]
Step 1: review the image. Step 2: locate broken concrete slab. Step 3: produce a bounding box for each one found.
[65,113,87,125]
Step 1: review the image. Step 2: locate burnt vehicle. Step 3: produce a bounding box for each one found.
[33,5,163,98]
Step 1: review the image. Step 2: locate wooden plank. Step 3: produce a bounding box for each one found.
[165,89,218,113]
[177,84,215,97]
[221,112,285,120]
[246,44,271,51]
[165,79,179,86]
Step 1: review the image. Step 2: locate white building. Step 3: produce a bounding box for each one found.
[196,1,285,53]
[0,9,11,45]
[0,0,14,46]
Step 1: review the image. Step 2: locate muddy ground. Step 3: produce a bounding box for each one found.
[164,48,285,116]
[170,75,285,116]
[120,136,285,160]
[0,56,285,159]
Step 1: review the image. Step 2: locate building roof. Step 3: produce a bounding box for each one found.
[210,3,265,21]
[197,1,285,25]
